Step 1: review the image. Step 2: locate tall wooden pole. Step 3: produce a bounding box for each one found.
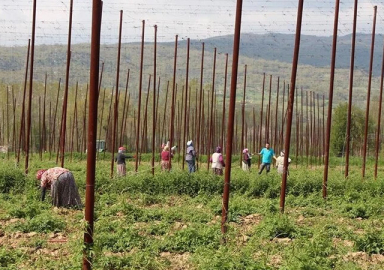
[25,0,37,174]
[207,48,216,170]
[182,38,190,170]
[280,0,304,213]
[323,0,341,198]
[240,65,247,167]
[362,6,377,178]
[17,39,30,164]
[110,10,123,178]
[152,25,157,175]
[60,0,74,168]
[345,0,358,177]
[169,35,178,169]
[222,0,243,234]
[83,0,101,268]
[135,20,145,172]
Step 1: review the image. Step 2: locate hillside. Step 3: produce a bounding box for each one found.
[0,33,382,107]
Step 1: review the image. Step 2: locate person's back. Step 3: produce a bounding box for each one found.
[115,152,127,164]
[211,152,222,169]
[185,141,196,173]
[161,150,171,161]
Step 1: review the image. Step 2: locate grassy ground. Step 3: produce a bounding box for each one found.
[0,154,384,269]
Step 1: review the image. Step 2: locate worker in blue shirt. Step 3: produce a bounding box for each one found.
[258,142,275,174]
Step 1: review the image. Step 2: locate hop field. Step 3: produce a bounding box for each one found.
[0,155,384,269]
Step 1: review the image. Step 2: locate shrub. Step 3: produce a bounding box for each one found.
[11,213,65,233]
[355,230,384,255]
[0,166,26,193]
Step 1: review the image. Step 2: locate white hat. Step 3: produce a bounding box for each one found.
[187,140,193,146]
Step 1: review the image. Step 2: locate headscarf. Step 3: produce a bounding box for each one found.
[243,148,248,154]
[216,146,222,153]
[187,140,193,146]
[118,146,126,153]
[280,151,285,157]
[36,169,47,180]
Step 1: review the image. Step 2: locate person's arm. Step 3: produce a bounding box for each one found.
[41,186,47,201]
[219,155,225,167]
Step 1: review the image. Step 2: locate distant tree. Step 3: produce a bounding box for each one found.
[331,103,375,156]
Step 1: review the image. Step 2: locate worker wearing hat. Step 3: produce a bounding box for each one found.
[185,140,197,173]
[115,146,133,176]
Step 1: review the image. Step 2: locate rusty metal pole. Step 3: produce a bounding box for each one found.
[141,76,151,154]
[280,81,286,150]
[42,73,47,153]
[104,89,113,154]
[274,77,280,149]
[122,93,130,148]
[12,90,16,158]
[119,69,130,146]
[154,77,161,147]
[152,25,157,175]
[207,48,217,171]
[345,0,358,177]
[6,87,9,160]
[82,85,89,157]
[300,87,304,160]
[17,39,30,164]
[97,61,104,102]
[253,108,256,153]
[362,6,377,178]
[135,20,145,172]
[295,87,299,167]
[258,73,266,164]
[110,10,123,178]
[169,35,178,169]
[280,0,304,213]
[160,81,170,143]
[182,38,190,170]
[374,36,384,179]
[50,79,61,159]
[221,53,229,149]
[25,0,36,174]
[70,82,78,162]
[267,75,272,142]
[59,0,74,168]
[240,65,247,167]
[322,95,325,164]
[197,43,204,170]
[222,0,243,234]
[97,88,106,158]
[323,0,340,198]
[83,0,101,268]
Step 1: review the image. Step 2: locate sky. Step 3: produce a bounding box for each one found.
[0,0,384,46]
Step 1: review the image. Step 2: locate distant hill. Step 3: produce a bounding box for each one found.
[191,33,382,74]
[0,33,382,107]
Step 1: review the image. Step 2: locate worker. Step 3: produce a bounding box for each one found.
[36,167,82,208]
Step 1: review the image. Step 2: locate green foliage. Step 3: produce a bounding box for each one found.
[331,103,375,156]
[11,213,65,233]
[0,166,26,193]
[355,229,384,255]
[0,248,23,268]
[255,214,303,239]
[160,225,222,253]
